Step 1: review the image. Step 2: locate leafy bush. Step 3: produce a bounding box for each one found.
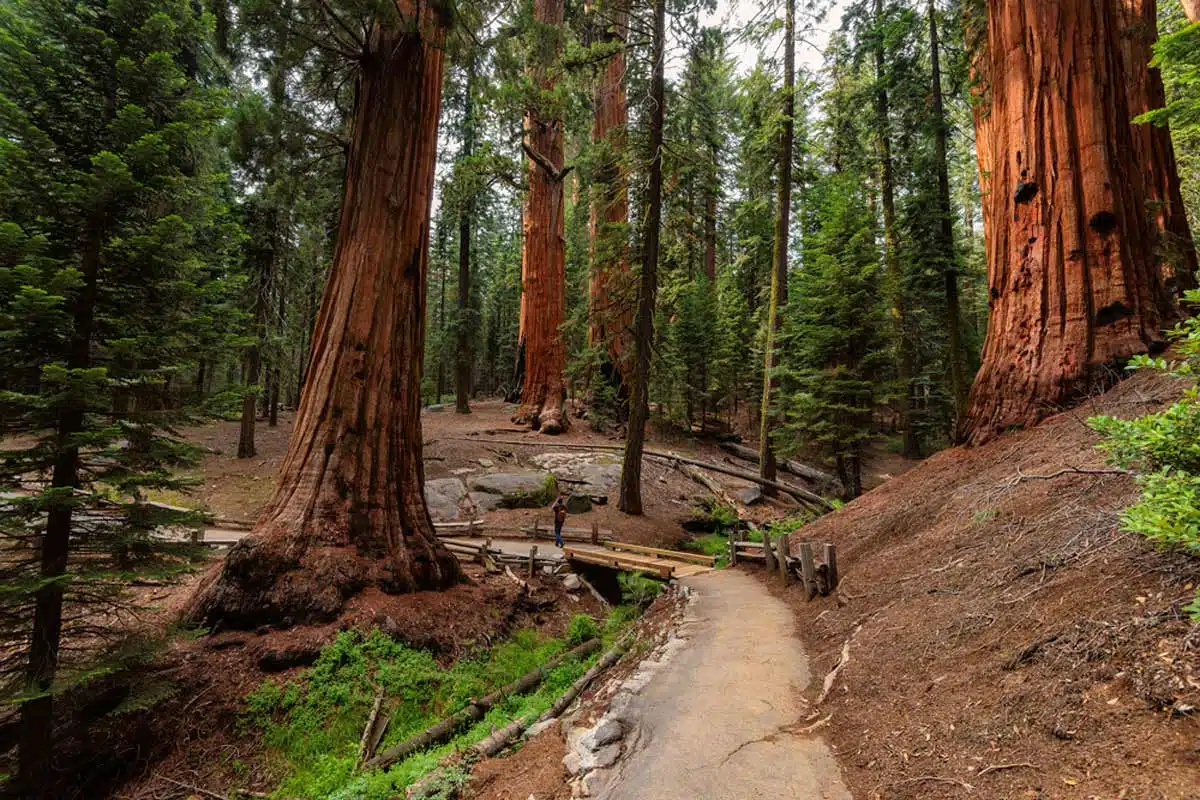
[618,571,663,608]
[1091,291,1200,619]
[684,533,730,568]
[566,614,599,646]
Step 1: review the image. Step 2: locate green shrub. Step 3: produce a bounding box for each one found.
[618,571,663,608]
[684,533,730,567]
[1091,291,1200,620]
[241,628,594,799]
[566,614,599,646]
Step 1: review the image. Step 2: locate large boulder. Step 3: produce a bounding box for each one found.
[531,452,622,497]
[467,471,558,508]
[468,491,502,513]
[565,493,593,514]
[425,478,468,521]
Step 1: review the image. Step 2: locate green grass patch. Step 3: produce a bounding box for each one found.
[682,533,730,568]
[241,610,635,799]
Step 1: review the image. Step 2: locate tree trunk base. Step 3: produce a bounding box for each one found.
[186,530,463,630]
[513,395,568,435]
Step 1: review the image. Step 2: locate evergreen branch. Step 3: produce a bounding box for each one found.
[521,142,574,183]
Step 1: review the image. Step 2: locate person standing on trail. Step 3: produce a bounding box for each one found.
[553,495,567,548]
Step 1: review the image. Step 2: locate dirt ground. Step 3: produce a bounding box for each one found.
[771,370,1200,799]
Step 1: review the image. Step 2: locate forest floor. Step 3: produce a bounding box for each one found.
[79,385,1200,800]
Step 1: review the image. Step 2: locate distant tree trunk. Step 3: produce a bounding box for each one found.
[456,58,476,415]
[759,0,795,493]
[619,0,664,516]
[17,213,103,791]
[704,142,717,283]
[187,10,462,630]
[928,0,970,435]
[436,252,447,403]
[873,0,919,459]
[588,0,632,401]
[1120,0,1198,290]
[194,359,207,401]
[964,0,1181,444]
[515,0,569,434]
[237,228,270,457]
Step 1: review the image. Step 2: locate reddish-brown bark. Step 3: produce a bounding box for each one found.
[964,0,1182,444]
[1120,0,1198,290]
[188,8,461,629]
[587,0,632,389]
[515,0,569,434]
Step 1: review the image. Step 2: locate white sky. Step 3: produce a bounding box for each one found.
[702,0,851,76]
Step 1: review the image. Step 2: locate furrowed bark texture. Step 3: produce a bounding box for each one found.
[456,56,476,415]
[515,0,569,434]
[587,0,632,393]
[1119,0,1197,290]
[964,0,1181,444]
[188,10,461,629]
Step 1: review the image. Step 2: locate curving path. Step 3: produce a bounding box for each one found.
[598,569,850,800]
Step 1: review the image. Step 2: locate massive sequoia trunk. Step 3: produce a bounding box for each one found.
[515,0,569,434]
[587,0,632,396]
[1119,0,1198,290]
[619,0,664,516]
[759,0,795,493]
[188,10,461,629]
[963,0,1184,444]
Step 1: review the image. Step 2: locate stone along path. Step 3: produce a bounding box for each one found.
[597,569,850,800]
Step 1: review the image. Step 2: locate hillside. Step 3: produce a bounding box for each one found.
[782,370,1200,798]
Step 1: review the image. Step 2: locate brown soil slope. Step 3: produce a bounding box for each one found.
[787,371,1200,799]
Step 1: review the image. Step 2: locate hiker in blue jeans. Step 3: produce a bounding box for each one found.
[553,495,567,547]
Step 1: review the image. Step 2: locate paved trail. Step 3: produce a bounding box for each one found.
[598,570,850,800]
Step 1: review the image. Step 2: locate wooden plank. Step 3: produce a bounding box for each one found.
[823,543,838,591]
[799,541,816,601]
[601,541,716,566]
[763,533,776,573]
[776,535,790,584]
[672,563,713,578]
[562,548,673,579]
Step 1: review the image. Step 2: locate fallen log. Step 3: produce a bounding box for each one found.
[534,634,631,724]
[356,687,387,768]
[718,442,842,492]
[364,638,601,771]
[444,439,834,511]
[675,461,739,509]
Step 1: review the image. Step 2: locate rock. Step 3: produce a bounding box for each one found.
[468,471,558,508]
[563,750,583,777]
[424,477,468,521]
[478,458,495,468]
[565,493,592,514]
[562,573,583,592]
[468,491,502,512]
[590,494,608,506]
[736,486,763,506]
[425,403,446,412]
[531,452,622,495]
[579,743,621,771]
[579,718,623,750]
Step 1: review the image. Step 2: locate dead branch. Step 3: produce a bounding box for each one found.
[976,762,1038,777]
[521,142,574,183]
[355,686,386,768]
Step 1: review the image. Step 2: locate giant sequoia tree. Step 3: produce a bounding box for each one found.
[514,0,570,434]
[189,1,462,628]
[964,0,1194,443]
[587,0,632,396]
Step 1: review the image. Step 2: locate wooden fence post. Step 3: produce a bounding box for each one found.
[798,541,816,600]
[727,529,737,566]
[763,533,775,573]
[533,520,541,540]
[527,545,538,580]
[591,521,599,545]
[823,543,838,591]
[777,535,790,584]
